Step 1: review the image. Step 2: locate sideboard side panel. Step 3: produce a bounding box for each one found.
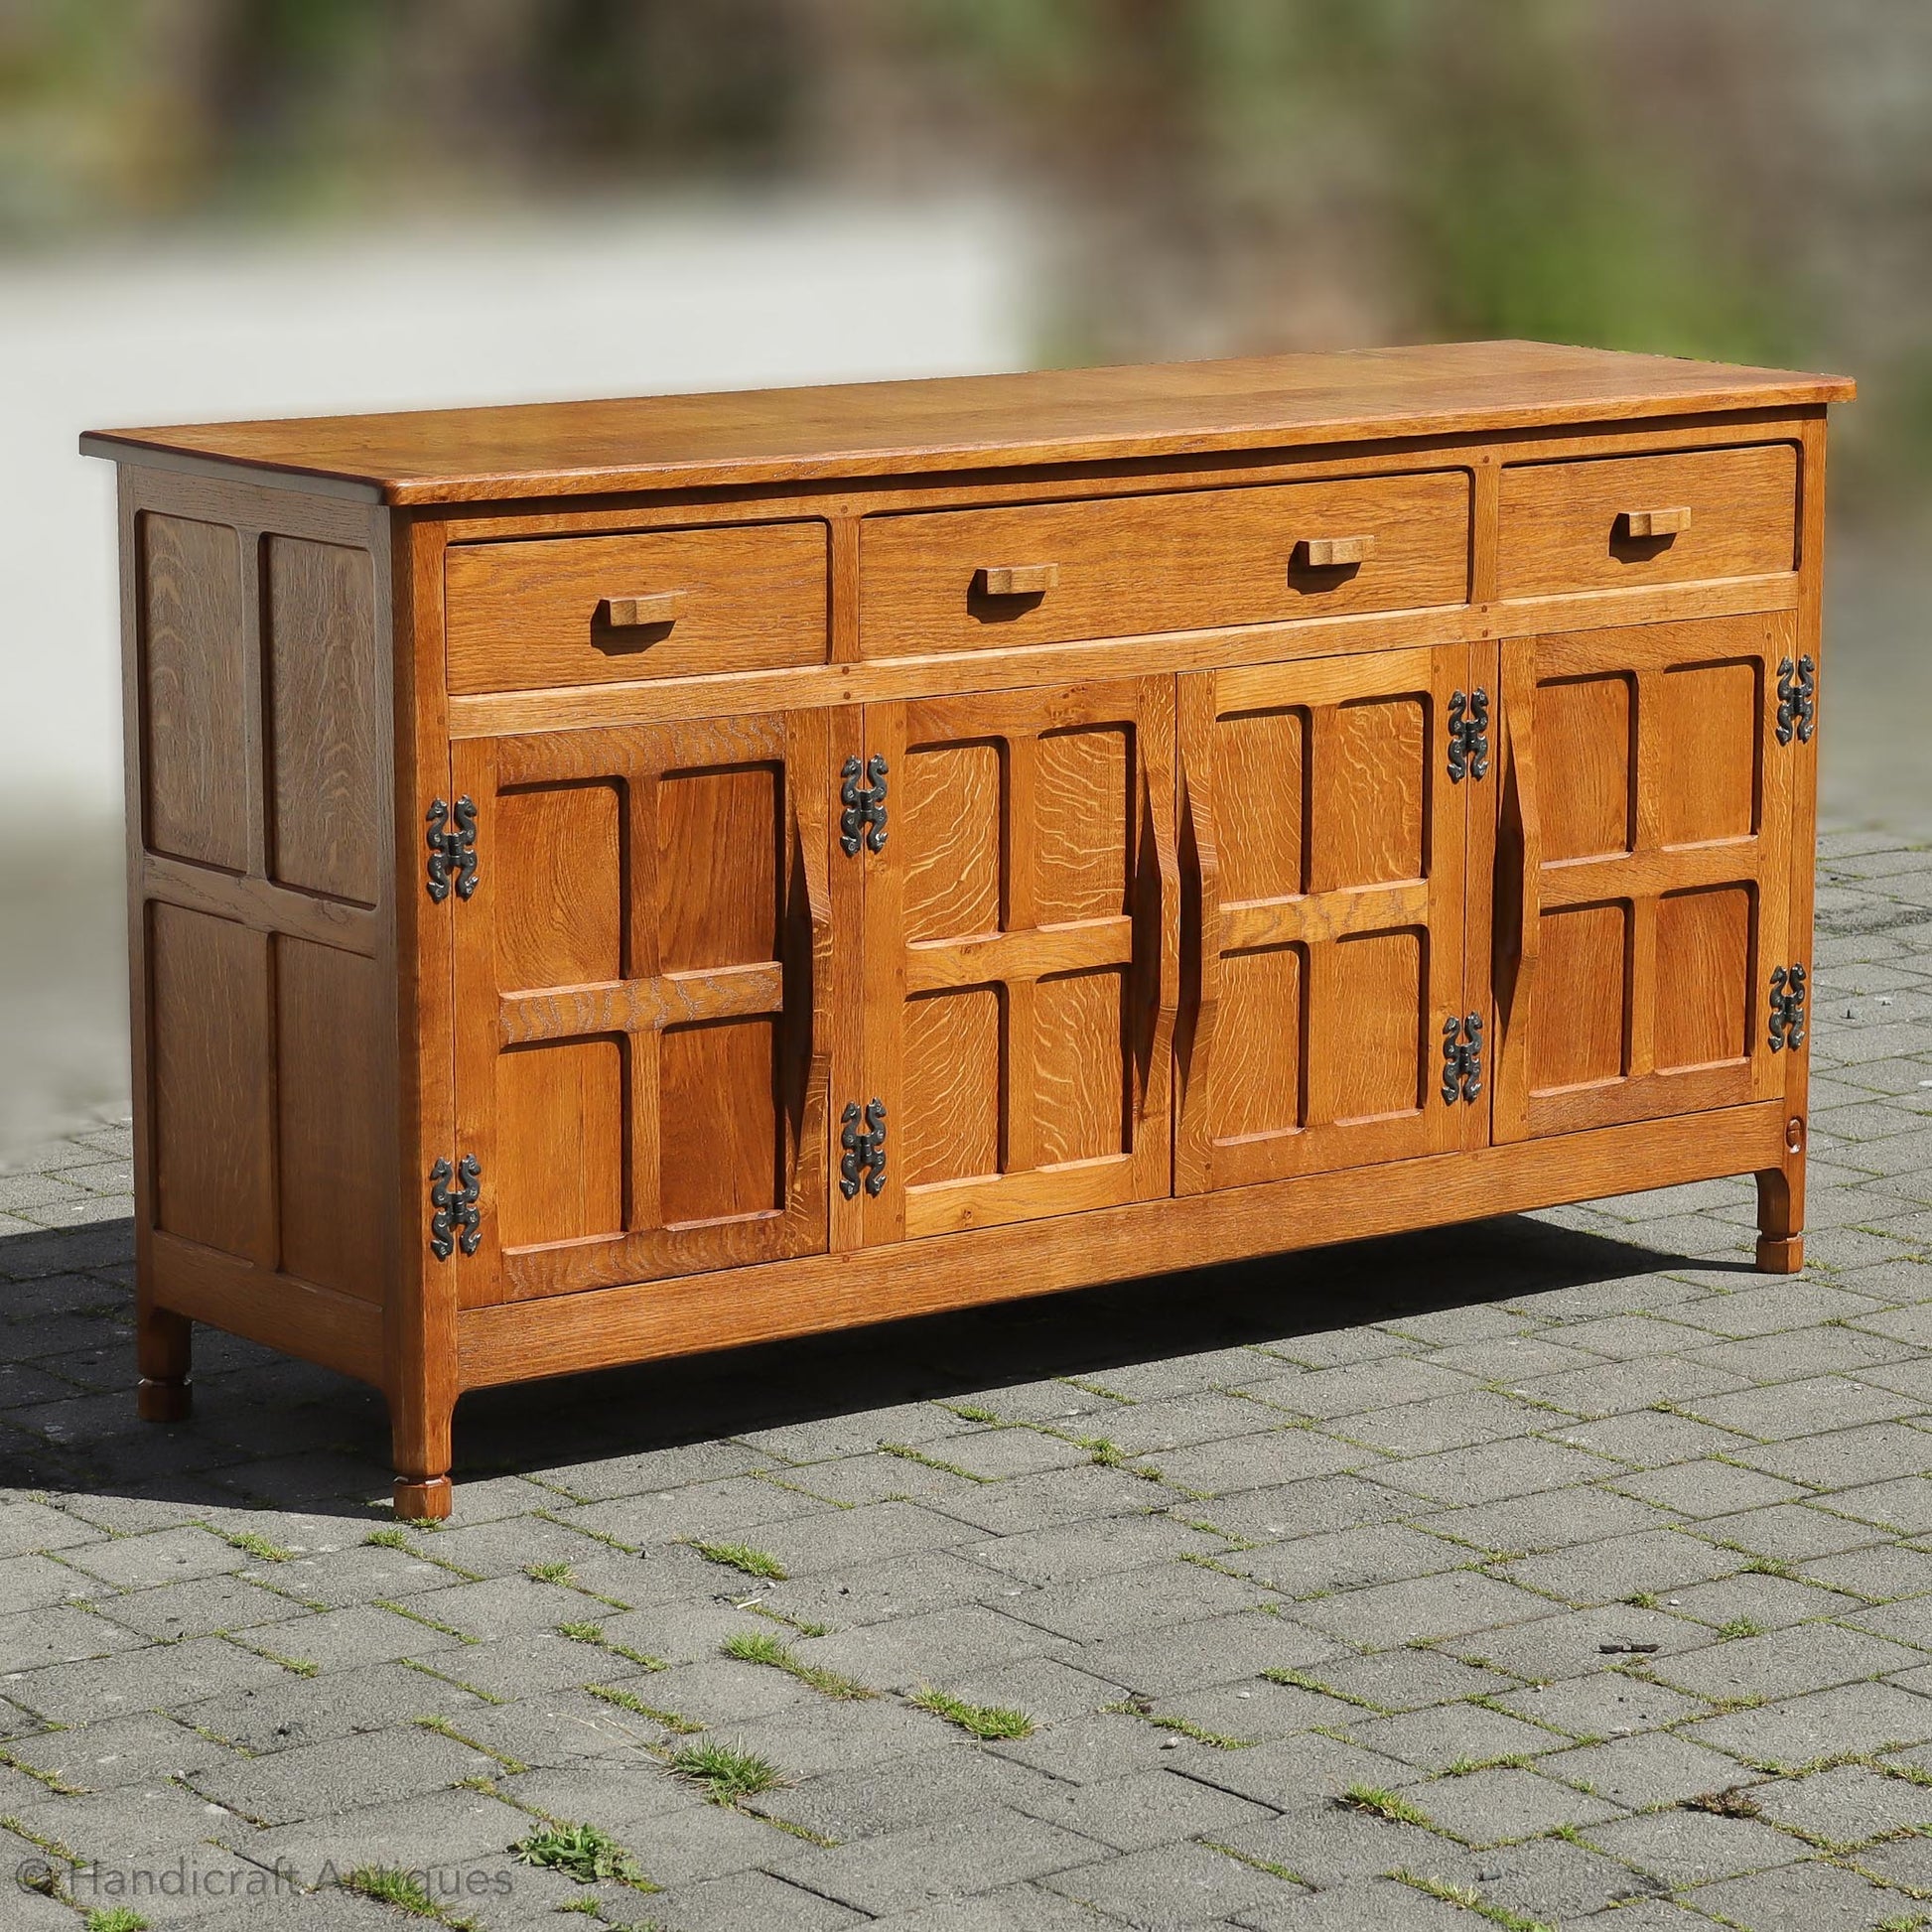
[121,467,393,1384]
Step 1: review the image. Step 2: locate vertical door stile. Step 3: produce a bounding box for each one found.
[621,764,664,1242]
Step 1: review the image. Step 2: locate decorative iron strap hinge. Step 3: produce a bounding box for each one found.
[1775,654,1816,746]
[839,1099,888,1198]
[1447,689,1490,782]
[429,1155,482,1260]
[1441,1012,1484,1103]
[839,756,890,856]
[426,796,480,902]
[1768,964,1809,1052]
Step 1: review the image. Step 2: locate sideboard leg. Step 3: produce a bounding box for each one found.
[390,1388,456,1522]
[136,1303,193,1422]
[1754,1151,1805,1276]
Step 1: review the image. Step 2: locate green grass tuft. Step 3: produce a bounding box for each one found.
[1390,1870,1553,1932]
[525,1561,574,1585]
[690,1539,788,1580]
[667,1739,788,1804]
[583,1684,703,1733]
[511,1819,654,1888]
[1336,1783,1436,1829]
[720,1628,876,1701]
[364,1527,414,1551]
[910,1684,1035,1739]
[85,1912,151,1932]
[1718,1616,1765,1640]
[219,1530,294,1563]
[1103,1696,1251,1749]
[343,1866,441,1917]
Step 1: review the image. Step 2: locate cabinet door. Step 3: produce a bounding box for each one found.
[1175,646,1479,1192]
[1493,614,1795,1142]
[452,711,833,1305]
[857,677,1177,1243]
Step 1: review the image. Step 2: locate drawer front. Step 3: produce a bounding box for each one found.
[1497,444,1797,600]
[445,522,828,693]
[859,472,1470,657]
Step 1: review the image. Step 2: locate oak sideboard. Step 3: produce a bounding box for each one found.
[83,340,1854,1519]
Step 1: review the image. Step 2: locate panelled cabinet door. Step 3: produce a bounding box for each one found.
[1492,613,1795,1141]
[452,711,833,1305]
[1175,646,1479,1192]
[858,677,1178,1242]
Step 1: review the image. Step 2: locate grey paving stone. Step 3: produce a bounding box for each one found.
[188,1723,494,1827]
[1608,1457,1816,1518]
[916,1464,1185,1539]
[1683,1679,1932,1763]
[773,1806,1104,1916]
[1506,1354,1753,1421]
[60,1524,249,1587]
[859,1881,1125,1930]
[1587,1806,1802,1888]
[1537,1727,1747,1809]
[1445,1602,1694,1683]
[1822,1475,1932,1534]
[1688,1855,1901,1928]
[1750,1759,1932,1847]
[1730,1419,1932,1491]
[1200,1474,1416,1543]
[1080,1608,1337,1699]
[1408,1482,1670,1557]
[1661,1620,1924,1706]
[765,1546,1027,1627]
[803,1601,1066,1693]
[1498,1527,1739,1605]
[1212,1799,1446,1888]
[1805,1540,1932,1600]
[968,1513,1221,1586]
[1371,1437,1619,1508]
[1037,1837,1305,1925]
[1345,1700,1558,1772]
[1240,1356,1471,1421]
[1407,1764,1625,1845]
[1015,1764,1279,1852]
[1688,1372,1922,1440]
[1154,1427,1372,1496]
[1694,1500,1890,1563]
[1295,1568,1554,1648]
[1236,1522,1465,1597]
[646,1867,868,1932]
[1667,1569,1866,1629]
[1311,1648,1515,1712]
[186,1659,494,1753]
[1000,1552,1265,1643]
[1228,1873,1472,1930]
[6,1631,292,1725]
[990,1707,1202,1784]
[0,1499,108,1554]
[1338,1390,1546,1457]
[1173,1728,1424,1810]
[91,1574,313,1642]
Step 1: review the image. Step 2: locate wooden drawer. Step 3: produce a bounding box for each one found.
[859,472,1470,657]
[1497,444,1797,600]
[445,521,827,693]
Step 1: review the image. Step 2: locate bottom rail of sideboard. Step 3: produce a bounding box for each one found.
[456,1100,1791,1391]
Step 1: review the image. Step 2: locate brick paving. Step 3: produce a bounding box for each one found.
[0,829,1928,1931]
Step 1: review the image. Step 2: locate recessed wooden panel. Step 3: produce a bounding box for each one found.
[1216,708,1308,902]
[1655,888,1752,1071]
[1035,727,1130,923]
[494,783,622,990]
[277,937,383,1299]
[1216,947,1305,1138]
[1034,970,1128,1163]
[902,988,1003,1186]
[660,1020,779,1223]
[657,764,780,971]
[1322,696,1426,888]
[1330,929,1425,1121]
[445,521,828,692]
[1656,660,1758,846]
[861,470,1470,656]
[494,1037,625,1248]
[1532,903,1627,1092]
[1537,675,1633,862]
[1497,443,1798,599]
[140,513,248,871]
[150,903,270,1258]
[901,741,1003,941]
[265,536,380,904]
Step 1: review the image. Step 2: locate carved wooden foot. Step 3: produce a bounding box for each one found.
[137,1376,193,1422]
[1754,1232,1805,1275]
[393,1474,454,1522]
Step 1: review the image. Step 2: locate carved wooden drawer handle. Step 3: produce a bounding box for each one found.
[602,591,688,627]
[976,564,1059,597]
[1295,535,1375,568]
[1619,506,1691,540]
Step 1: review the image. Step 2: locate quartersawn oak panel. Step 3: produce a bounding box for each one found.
[1498,443,1798,599]
[1176,644,1476,1195]
[266,536,381,904]
[277,935,385,1300]
[1494,611,1793,1141]
[860,471,1470,656]
[140,513,248,871]
[453,709,832,1303]
[150,902,273,1262]
[860,677,1177,1244]
[445,521,829,692]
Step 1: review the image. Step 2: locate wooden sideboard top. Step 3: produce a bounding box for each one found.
[82,338,1853,507]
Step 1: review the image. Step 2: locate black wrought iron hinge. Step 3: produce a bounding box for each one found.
[839,1099,887,1198]
[1441,1012,1483,1103]
[839,756,890,856]
[1775,655,1816,747]
[1768,964,1808,1052]
[1448,689,1490,782]
[426,796,480,902]
[429,1155,482,1260]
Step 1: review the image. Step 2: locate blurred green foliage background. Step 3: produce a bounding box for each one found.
[4,0,1923,514]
